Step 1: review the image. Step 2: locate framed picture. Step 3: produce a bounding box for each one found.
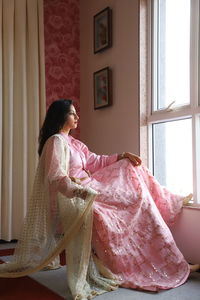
[94,7,112,54]
[94,67,112,109]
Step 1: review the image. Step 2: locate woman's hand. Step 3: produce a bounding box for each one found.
[118,152,142,166]
[125,152,142,166]
[79,190,88,200]
[73,188,88,199]
[73,186,99,200]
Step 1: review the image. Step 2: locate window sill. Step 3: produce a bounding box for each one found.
[183,203,200,210]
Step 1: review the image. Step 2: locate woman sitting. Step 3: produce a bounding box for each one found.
[0,99,199,300]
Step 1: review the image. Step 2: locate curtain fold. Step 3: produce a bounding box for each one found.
[0,1,2,240]
[0,0,45,240]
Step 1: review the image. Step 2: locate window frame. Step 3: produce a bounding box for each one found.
[147,0,200,205]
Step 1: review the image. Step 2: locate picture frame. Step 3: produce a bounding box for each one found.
[94,7,112,54]
[93,67,112,109]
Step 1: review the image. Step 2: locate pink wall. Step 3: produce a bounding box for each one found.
[170,207,200,263]
[80,0,139,155]
[44,0,80,138]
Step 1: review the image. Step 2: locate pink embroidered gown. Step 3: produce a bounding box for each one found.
[62,133,190,292]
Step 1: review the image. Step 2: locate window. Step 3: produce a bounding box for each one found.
[147,0,200,203]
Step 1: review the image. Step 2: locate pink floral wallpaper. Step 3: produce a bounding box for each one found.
[44,0,80,138]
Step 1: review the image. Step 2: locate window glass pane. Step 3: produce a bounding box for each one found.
[156,0,190,110]
[153,119,193,195]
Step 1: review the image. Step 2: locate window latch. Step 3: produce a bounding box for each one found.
[164,100,176,112]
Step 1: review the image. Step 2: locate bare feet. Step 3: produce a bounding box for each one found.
[183,193,193,206]
[189,263,200,273]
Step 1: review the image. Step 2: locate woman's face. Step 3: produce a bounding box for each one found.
[63,105,79,130]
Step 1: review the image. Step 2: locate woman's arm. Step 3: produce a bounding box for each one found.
[44,136,91,199]
[82,144,118,173]
[78,139,142,172]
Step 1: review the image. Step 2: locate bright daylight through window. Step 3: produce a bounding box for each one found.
[148,0,200,203]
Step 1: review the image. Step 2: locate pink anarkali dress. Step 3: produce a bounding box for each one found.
[62,133,190,292]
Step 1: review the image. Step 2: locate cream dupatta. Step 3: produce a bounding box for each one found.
[0,134,118,299]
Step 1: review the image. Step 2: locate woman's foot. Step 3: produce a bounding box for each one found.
[189,263,200,273]
[183,193,193,206]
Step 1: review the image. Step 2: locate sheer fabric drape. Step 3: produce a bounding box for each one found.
[0,134,119,300]
[0,0,46,240]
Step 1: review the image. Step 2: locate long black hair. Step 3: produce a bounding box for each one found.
[38,99,72,156]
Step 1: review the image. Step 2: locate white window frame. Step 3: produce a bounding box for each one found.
[147,0,200,204]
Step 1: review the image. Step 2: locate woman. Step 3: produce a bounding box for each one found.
[0,99,199,299]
